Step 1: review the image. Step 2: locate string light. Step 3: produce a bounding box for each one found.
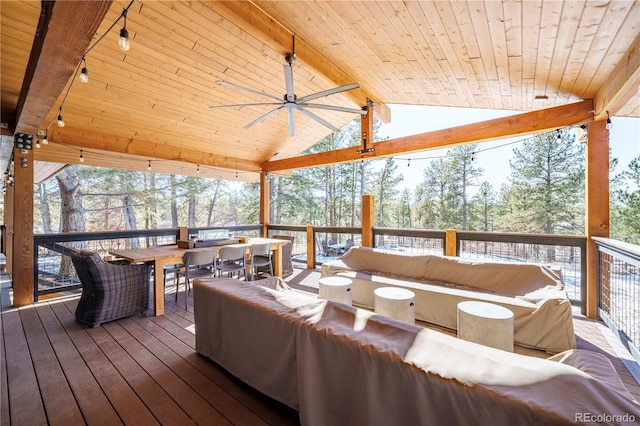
[79,57,89,83]
[57,107,65,127]
[37,0,135,135]
[407,159,410,167]
[35,137,41,149]
[147,160,151,171]
[606,111,613,130]
[119,8,131,51]
[196,164,200,174]
[79,150,85,163]
[556,129,562,142]
[42,130,48,145]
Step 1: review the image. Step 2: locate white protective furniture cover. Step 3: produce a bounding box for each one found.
[193,278,639,426]
[321,246,576,353]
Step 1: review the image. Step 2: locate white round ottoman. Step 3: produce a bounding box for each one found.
[374,287,415,324]
[318,276,353,305]
[457,301,514,352]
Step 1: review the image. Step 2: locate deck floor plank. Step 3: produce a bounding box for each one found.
[52,301,159,426]
[131,303,299,426]
[2,267,638,425]
[19,306,85,425]
[35,303,122,426]
[100,319,233,426]
[117,316,273,426]
[2,309,48,426]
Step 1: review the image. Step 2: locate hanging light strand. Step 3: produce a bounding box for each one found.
[41,0,136,136]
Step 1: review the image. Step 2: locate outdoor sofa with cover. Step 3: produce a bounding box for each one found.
[193,278,639,426]
[321,246,576,353]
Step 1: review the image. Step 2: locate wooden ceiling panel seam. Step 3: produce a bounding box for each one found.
[521,1,542,84]
[573,1,633,99]
[533,1,562,104]
[551,1,587,100]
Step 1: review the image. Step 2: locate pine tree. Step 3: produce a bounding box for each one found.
[504,129,584,235]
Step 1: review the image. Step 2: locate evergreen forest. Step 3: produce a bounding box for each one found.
[31,119,640,245]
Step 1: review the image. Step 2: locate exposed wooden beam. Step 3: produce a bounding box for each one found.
[14,1,113,134]
[39,130,262,172]
[34,142,260,182]
[213,1,391,123]
[1,1,112,176]
[594,32,640,118]
[263,100,594,173]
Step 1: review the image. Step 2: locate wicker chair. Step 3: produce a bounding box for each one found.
[272,235,294,277]
[71,250,151,327]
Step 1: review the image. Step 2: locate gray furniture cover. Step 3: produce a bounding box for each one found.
[71,250,151,327]
[193,278,640,426]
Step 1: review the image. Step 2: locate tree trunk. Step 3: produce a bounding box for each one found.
[170,175,178,227]
[37,184,52,233]
[188,195,196,227]
[122,194,140,249]
[56,168,85,276]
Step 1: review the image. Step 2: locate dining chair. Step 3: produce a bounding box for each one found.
[247,242,272,280]
[216,245,247,280]
[175,250,215,308]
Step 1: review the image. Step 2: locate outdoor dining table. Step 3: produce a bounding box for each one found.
[109,237,288,315]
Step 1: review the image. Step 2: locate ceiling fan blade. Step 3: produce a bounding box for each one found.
[298,103,367,115]
[244,106,285,129]
[209,102,282,109]
[284,65,295,102]
[216,80,283,103]
[297,106,338,132]
[296,83,360,103]
[287,108,295,136]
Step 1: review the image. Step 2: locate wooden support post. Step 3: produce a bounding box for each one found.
[260,172,270,237]
[12,145,34,306]
[362,195,375,247]
[306,225,315,269]
[4,175,14,274]
[585,120,610,319]
[445,229,458,256]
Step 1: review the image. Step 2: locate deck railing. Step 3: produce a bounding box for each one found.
[33,225,261,298]
[30,226,638,364]
[33,226,586,305]
[593,237,640,364]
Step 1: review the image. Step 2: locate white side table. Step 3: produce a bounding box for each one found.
[318,276,353,305]
[457,301,514,352]
[374,287,415,324]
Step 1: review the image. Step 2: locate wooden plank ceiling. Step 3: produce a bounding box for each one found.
[1,1,639,183]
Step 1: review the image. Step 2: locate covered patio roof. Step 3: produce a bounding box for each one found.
[1,0,639,183]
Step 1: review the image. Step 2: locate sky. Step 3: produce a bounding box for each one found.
[376,105,640,191]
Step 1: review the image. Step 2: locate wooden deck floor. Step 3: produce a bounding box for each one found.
[1,266,639,425]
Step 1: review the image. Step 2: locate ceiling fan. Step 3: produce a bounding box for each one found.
[210,51,366,136]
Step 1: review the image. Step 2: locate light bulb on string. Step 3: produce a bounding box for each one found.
[196,164,200,174]
[57,108,65,127]
[79,58,89,83]
[147,160,151,171]
[556,129,562,142]
[118,9,131,51]
[79,150,85,163]
[606,111,613,130]
[42,131,48,145]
